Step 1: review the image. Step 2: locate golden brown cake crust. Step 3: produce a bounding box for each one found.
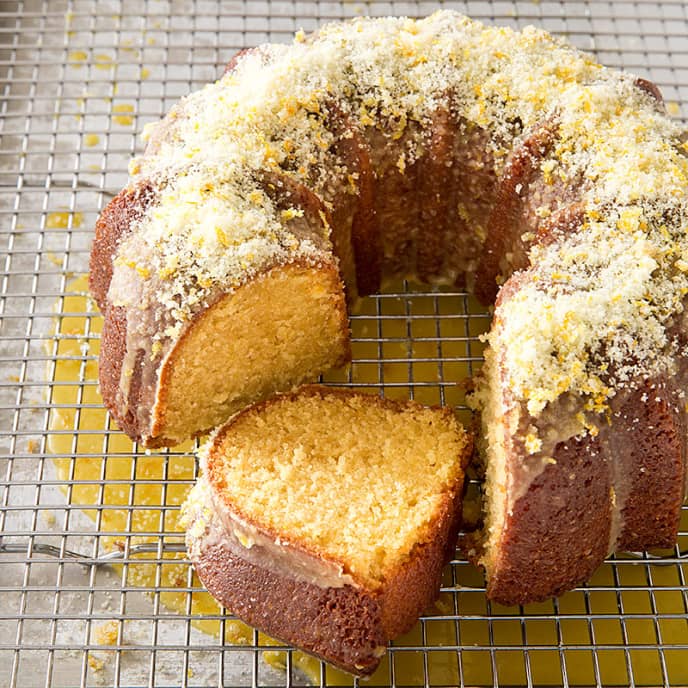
[474,118,562,303]
[98,305,140,441]
[614,379,686,551]
[477,371,686,606]
[90,184,157,442]
[89,183,155,312]
[194,501,458,677]
[195,541,387,676]
[482,432,613,605]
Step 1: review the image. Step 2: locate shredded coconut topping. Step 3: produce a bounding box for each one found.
[111,10,688,419]
[494,204,686,417]
[109,162,328,343]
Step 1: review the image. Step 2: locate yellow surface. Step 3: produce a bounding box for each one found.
[46,211,84,229]
[94,54,114,70]
[112,103,134,126]
[46,275,688,686]
[68,50,87,65]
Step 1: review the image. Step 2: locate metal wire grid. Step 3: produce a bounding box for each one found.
[0,0,687,686]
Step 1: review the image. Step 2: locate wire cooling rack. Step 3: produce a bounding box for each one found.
[1,1,687,686]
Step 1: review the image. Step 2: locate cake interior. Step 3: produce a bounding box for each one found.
[205,391,468,589]
[154,264,349,444]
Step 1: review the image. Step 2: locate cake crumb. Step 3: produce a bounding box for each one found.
[43,511,56,526]
[87,654,104,672]
[93,620,119,646]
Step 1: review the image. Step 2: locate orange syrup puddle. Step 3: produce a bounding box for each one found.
[46,211,84,229]
[46,276,688,686]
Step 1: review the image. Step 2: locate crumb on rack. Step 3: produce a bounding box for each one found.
[87,654,104,672]
[93,620,119,646]
[42,511,56,526]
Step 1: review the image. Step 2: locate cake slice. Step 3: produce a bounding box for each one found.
[180,385,470,676]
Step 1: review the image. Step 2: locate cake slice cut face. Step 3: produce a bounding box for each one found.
[181,386,470,676]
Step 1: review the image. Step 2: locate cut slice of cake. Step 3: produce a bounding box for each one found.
[180,385,470,676]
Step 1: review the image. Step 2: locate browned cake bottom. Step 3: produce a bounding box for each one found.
[192,505,460,676]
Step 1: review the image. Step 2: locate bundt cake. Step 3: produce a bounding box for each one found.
[90,12,688,604]
[179,386,469,676]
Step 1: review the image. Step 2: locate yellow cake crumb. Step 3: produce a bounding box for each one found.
[94,620,119,645]
[198,389,468,587]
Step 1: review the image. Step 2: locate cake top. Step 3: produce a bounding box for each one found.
[107,165,329,345]
[198,388,467,588]
[114,11,688,422]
